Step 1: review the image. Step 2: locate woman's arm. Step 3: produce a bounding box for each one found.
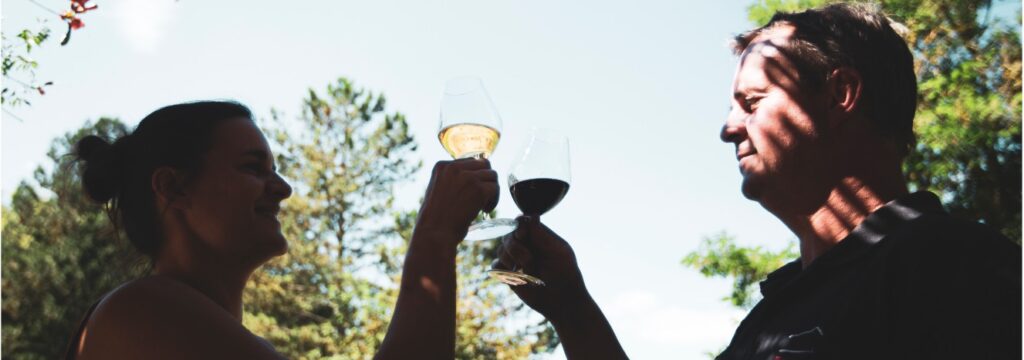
[376,159,498,359]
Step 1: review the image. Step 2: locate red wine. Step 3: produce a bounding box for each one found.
[510,178,569,216]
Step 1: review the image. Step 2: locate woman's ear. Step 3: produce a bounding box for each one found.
[151,167,190,210]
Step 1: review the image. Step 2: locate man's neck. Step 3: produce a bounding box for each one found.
[776,175,908,268]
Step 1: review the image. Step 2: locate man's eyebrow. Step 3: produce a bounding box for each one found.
[733,88,763,100]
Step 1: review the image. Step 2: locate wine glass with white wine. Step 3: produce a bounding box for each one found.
[438,76,517,241]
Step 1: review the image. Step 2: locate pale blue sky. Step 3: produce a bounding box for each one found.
[4,1,1016,358]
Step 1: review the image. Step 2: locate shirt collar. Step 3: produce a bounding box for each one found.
[759,191,946,298]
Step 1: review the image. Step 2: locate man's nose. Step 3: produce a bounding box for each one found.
[720,111,747,144]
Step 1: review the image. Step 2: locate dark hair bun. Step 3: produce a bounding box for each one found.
[76,135,120,203]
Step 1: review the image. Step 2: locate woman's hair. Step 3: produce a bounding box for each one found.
[74,101,254,259]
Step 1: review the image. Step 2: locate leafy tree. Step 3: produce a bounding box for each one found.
[2,118,147,359]
[682,232,796,309]
[685,0,1022,313]
[244,78,422,358]
[2,78,555,359]
[248,77,555,359]
[890,0,1022,242]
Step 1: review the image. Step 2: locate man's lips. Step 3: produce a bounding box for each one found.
[736,151,756,161]
[735,142,755,161]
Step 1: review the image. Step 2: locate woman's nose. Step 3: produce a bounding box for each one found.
[269,173,293,199]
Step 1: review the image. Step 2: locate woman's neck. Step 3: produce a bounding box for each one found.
[153,238,255,321]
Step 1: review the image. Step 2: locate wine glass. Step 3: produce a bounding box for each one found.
[438,76,517,241]
[488,128,571,286]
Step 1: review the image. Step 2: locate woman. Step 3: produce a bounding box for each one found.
[65,101,497,359]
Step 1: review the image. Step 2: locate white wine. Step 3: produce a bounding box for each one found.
[438,123,501,159]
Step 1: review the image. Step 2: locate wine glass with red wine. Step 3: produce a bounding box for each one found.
[488,128,571,286]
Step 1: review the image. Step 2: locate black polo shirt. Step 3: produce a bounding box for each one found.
[717,192,1021,360]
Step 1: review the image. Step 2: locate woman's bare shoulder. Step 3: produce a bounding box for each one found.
[75,276,283,360]
[95,276,216,313]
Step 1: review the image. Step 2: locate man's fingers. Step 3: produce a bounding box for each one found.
[491,258,512,271]
[501,234,533,266]
[517,216,567,254]
[510,216,532,249]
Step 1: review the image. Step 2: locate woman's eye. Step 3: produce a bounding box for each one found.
[244,164,265,174]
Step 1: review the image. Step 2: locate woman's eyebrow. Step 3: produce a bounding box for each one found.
[240,149,278,170]
[240,149,269,160]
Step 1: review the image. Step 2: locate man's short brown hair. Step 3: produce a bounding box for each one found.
[733,3,917,157]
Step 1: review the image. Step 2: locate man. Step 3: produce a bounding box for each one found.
[493,3,1021,359]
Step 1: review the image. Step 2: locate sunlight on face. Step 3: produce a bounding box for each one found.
[723,25,833,209]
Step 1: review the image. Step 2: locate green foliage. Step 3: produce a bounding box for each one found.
[891,0,1022,242]
[247,77,555,359]
[687,0,1022,317]
[747,0,828,24]
[244,77,421,359]
[2,78,554,359]
[2,118,148,359]
[2,25,53,107]
[682,232,796,309]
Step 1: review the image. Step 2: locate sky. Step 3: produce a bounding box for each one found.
[3,0,1018,358]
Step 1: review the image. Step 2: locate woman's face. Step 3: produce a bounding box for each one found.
[181,118,292,265]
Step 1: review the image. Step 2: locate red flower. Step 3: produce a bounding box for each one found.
[70,0,98,14]
[60,11,85,30]
[58,0,96,45]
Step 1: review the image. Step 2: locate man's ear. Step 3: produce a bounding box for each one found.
[152,167,190,210]
[826,67,863,123]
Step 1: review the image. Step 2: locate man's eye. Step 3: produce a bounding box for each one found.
[743,97,761,111]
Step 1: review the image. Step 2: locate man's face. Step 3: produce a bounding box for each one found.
[721,26,832,208]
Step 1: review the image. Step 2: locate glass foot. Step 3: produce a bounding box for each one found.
[465,218,516,241]
[487,269,545,286]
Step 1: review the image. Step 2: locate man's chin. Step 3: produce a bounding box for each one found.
[740,177,764,201]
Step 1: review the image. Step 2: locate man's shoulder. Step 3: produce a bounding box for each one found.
[853,212,1022,359]
[885,211,1018,256]
[874,212,1020,286]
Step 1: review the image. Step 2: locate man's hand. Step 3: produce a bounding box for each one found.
[493,216,628,359]
[493,216,589,321]
[416,159,498,246]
